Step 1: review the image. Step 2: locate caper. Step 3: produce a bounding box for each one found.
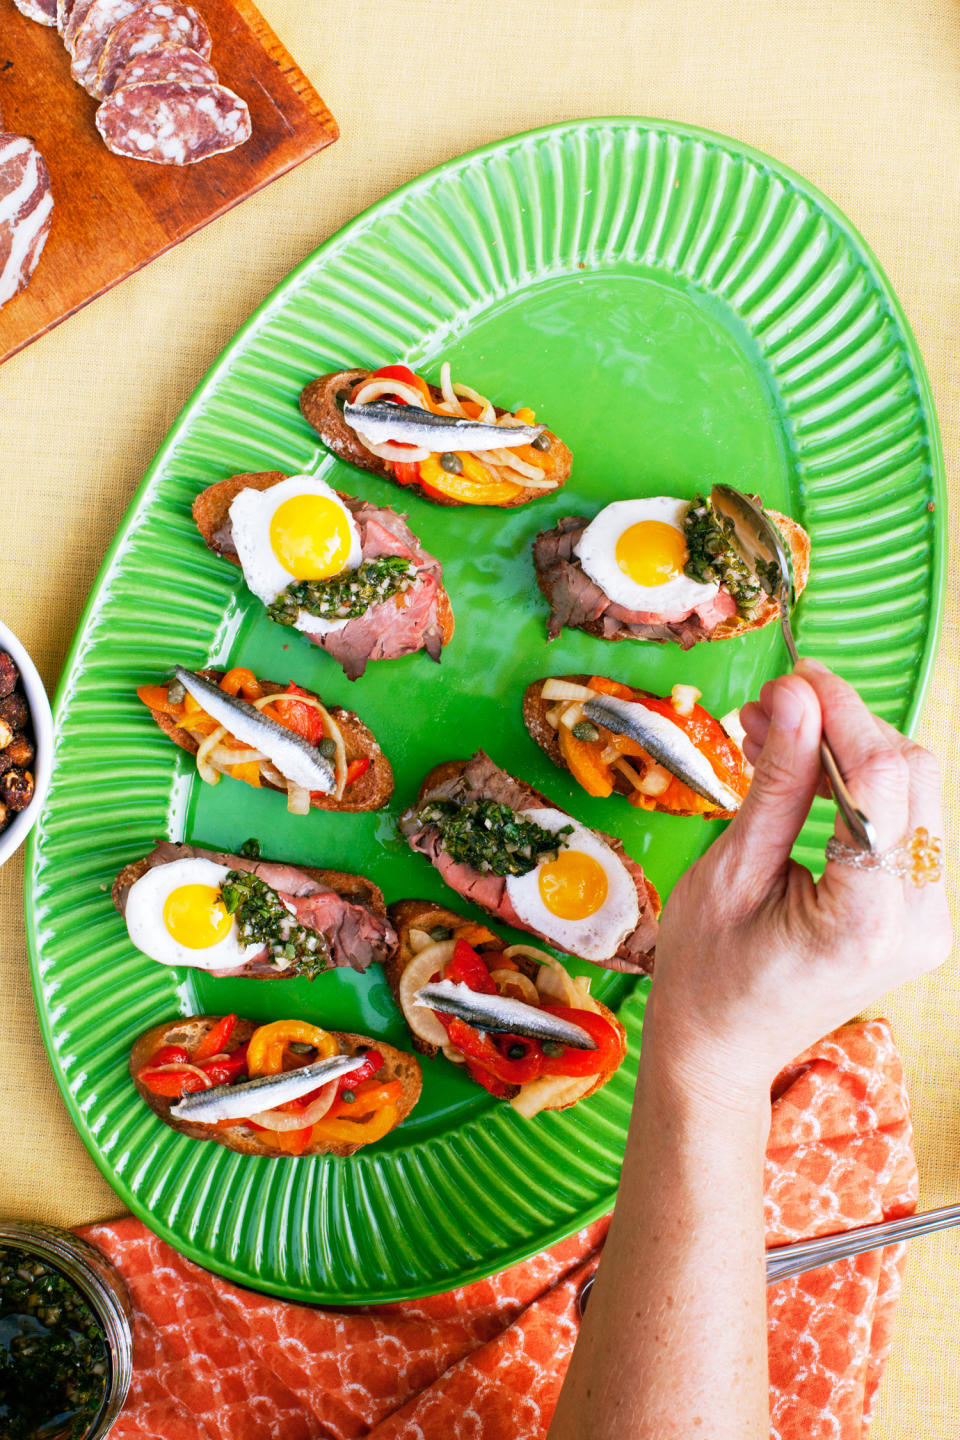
[506,1043,527,1059]
[288,1041,314,1054]
[340,1090,356,1104]
[571,720,600,743]
[542,1041,565,1058]
[531,432,552,452]
[439,452,463,474]
[166,678,186,705]
[319,736,337,759]
[429,924,453,941]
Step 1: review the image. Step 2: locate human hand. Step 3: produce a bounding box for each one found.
[647,659,952,1107]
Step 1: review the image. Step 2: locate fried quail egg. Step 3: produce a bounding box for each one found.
[574,497,719,614]
[124,858,263,971]
[229,475,362,635]
[504,809,640,961]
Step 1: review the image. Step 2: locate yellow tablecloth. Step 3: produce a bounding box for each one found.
[2,0,958,1431]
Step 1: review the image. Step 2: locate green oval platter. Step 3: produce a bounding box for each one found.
[25,117,945,1303]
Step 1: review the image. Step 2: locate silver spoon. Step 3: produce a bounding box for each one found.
[709,484,876,853]
[578,1201,960,1314]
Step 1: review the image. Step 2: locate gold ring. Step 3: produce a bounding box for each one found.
[825,826,943,887]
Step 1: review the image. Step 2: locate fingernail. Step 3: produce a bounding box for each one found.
[796,657,828,675]
[772,682,804,732]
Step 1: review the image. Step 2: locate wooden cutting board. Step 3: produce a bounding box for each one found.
[0,0,338,364]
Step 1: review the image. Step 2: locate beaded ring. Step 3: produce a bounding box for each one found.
[825,827,943,887]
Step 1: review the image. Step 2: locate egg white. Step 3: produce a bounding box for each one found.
[124,858,263,971]
[574,497,719,614]
[229,475,362,636]
[504,809,640,962]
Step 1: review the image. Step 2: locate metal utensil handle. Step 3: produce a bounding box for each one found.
[778,603,877,853]
[765,1201,960,1284]
[577,1202,960,1314]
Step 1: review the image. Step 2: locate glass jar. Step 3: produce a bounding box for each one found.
[0,1221,133,1439]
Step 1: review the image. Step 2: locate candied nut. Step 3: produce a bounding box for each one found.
[0,801,7,830]
[0,694,28,730]
[4,735,34,768]
[0,720,11,750]
[0,653,17,700]
[0,768,33,811]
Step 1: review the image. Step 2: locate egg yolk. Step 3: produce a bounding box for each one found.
[269,494,353,579]
[615,520,688,587]
[163,884,234,949]
[538,851,609,921]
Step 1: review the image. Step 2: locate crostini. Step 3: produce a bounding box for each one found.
[399,752,659,974]
[523,675,751,818]
[192,471,454,680]
[137,665,393,814]
[300,362,572,508]
[386,900,627,1118]
[113,842,397,979]
[533,493,810,647]
[131,1014,422,1156]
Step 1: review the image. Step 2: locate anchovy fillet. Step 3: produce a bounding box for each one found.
[174,667,335,793]
[582,696,743,811]
[343,400,545,453]
[169,1053,364,1123]
[414,979,597,1050]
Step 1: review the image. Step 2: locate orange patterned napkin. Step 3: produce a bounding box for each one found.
[80,1018,915,1440]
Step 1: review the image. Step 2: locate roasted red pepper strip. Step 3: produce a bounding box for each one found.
[192,1014,237,1064]
[274,682,325,747]
[537,1006,622,1078]
[445,1018,543,1085]
[463,1058,512,1097]
[334,1048,382,1095]
[392,461,423,486]
[444,939,498,993]
[344,756,370,787]
[370,364,419,388]
[147,1044,189,1067]
[199,1044,249,1086]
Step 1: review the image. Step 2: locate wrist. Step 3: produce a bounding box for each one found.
[639,988,774,1129]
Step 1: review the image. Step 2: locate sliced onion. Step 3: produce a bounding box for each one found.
[247,1078,339,1131]
[545,705,563,730]
[354,434,432,464]
[634,761,670,796]
[511,1072,596,1118]
[490,969,539,1004]
[398,941,456,1047]
[149,1063,214,1087]
[286,783,311,816]
[600,744,620,764]
[671,683,702,717]
[441,1044,467,1066]
[352,378,429,408]
[452,380,496,420]
[195,723,228,785]
[207,745,265,767]
[503,946,600,1013]
[540,679,597,703]
[560,702,584,730]
[408,927,435,953]
[439,362,462,413]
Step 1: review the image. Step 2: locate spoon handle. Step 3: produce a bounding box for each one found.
[778,605,877,853]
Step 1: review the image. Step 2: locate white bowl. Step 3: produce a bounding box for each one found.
[0,619,53,867]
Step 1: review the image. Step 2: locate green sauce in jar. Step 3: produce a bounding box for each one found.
[0,1245,109,1440]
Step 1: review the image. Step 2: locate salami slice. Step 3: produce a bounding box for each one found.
[70,0,144,91]
[95,3,213,99]
[95,81,251,165]
[107,40,217,96]
[62,0,97,48]
[0,134,54,311]
[13,0,57,25]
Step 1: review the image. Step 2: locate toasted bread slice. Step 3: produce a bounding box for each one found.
[300,370,572,508]
[191,470,455,650]
[112,850,387,919]
[130,1015,422,1157]
[385,900,626,1112]
[405,755,660,974]
[140,668,394,812]
[522,675,747,819]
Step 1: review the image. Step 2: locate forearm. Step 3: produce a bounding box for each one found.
[548,998,771,1440]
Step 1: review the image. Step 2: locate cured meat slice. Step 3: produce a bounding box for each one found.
[13,0,57,24]
[107,40,217,96]
[62,0,98,49]
[95,81,251,165]
[0,134,54,311]
[70,0,144,91]
[95,3,213,99]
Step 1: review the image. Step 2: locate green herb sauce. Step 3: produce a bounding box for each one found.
[416,799,572,877]
[219,870,330,979]
[266,557,417,626]
[0,1247,108,1440]
[682,494,766,618]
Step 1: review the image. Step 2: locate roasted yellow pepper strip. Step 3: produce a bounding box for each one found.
[246,1021,338,1076]
[308,1103,399,1146]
